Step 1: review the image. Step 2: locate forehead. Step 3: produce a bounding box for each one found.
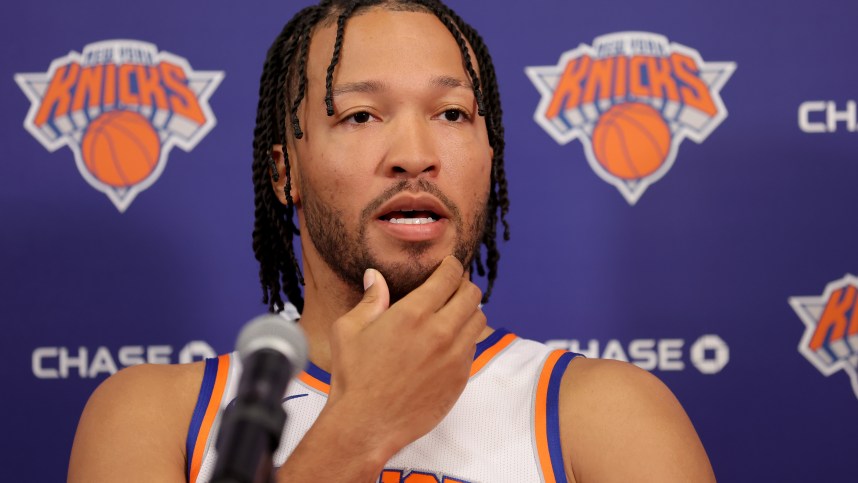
[305,9,471,92]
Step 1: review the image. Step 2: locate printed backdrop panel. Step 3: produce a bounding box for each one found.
[2,0,857,481]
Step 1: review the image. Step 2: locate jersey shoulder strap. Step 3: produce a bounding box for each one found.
[185,353,238,483]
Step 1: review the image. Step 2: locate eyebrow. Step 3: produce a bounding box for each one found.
[331,79,388,98]
[330,75,474,99]
[429,75,473,90]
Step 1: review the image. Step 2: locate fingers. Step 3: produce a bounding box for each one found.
[409,259,486,353]
[341,269,390,332]
[339,256,480,340]
[399,255,466,314]
[437,278,486,342]
[436,277,483,326]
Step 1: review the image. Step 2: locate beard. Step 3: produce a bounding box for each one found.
[301,178,487,303]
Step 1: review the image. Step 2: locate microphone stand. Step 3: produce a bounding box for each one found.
[210,349,293,483]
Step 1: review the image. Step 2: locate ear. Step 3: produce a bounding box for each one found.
[270,144,301,206]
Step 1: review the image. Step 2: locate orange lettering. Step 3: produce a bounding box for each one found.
[403,473,440,482]
[71,65,103,113]
[135,65,169,111]
[160,61,205,124]
[614,55,628,99]
[103,64,117,108]
[34,63,80,126]
[582,57,614,105]
[378,470,468,483]
[670,53,717,116]
[629,56,648,98]
[810,286,856,351]
[118,64,138,106]
[379,470,403,483]
[847,288,858,340]
[645,57,680,102]
[545,56,591,119]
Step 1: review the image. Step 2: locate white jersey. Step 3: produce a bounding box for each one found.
[186,329,580,483]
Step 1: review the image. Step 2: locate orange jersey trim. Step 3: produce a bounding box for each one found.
[298,370,331,395]
[534,350,565,483]
[470,332,517,377]
[188,353,230,483]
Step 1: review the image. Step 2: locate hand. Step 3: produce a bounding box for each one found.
[326,256,487,458]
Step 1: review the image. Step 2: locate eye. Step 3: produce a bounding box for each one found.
[442,109,467,122]
[349,111,372,124]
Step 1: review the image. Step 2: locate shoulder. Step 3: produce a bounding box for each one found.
[558,357,715,483]
[68,361,207,483]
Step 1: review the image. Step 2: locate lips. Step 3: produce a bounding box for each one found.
[374,194,452,224]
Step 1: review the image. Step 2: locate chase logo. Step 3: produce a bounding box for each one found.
[789,274,858,400]
[526,32,735,204]
[15,40,223,212]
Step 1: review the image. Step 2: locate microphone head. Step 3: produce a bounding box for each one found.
[236,314,309,380]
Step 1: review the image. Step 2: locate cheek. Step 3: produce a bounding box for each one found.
[300,142,378,208]
[435,120,492,172]
[439,136,492,192]
[443,152,491,222]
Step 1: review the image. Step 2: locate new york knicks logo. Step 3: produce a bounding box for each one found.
[790,274,858,401]
[15,40,223,212]
[526,32,736,204]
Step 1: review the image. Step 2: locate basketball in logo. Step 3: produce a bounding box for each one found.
[526,32,736,204]
[592,103,670,180]
[16,40,224,211]
[81,110,161,187]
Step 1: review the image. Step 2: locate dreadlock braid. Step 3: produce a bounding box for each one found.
[413,0,485,116]
[252,6,319,313]
[324,1,359,116]
[252,0,511,312]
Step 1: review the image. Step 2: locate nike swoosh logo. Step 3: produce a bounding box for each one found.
[225,393,309,411]
[282,393,309,403]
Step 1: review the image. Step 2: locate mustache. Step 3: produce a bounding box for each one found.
[360,179,461,223]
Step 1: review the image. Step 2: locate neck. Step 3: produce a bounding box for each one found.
[297,251,361,373]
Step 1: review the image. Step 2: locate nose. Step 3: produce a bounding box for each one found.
[382,115,439,178]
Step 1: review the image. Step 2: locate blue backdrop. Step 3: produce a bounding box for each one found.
[3,1,857,481]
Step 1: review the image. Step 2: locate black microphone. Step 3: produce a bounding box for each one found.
[211,314,308,483]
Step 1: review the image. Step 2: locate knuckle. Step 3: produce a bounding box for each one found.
[465,282,483,303]
[475,312,487,331]
[359,291,378,306]
[398,303,424,324]
[473,309,487,327]
[465,311,487,339]
[429,324,455,348]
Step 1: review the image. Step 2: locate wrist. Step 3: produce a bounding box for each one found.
[317,398,400,470]
[278,398,401,483]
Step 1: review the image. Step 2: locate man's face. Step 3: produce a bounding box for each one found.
[285,8,493,302]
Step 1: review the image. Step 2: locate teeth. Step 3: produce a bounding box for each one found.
[388,217,436,225]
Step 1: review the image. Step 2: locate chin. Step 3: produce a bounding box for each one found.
[372,253,441,301]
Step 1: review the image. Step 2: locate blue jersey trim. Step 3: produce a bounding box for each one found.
[185,357,219,481]
[475,328,510,359]
[546,352,577,483]
[305,360,332,385]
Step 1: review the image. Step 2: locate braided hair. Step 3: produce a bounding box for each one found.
[252,0,510,314]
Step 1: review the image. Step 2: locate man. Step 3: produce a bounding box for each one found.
[68,1,716,482]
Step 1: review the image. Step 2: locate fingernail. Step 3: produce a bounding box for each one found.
[363,269,376,291]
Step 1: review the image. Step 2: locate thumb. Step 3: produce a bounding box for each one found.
[350,268,390,328]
